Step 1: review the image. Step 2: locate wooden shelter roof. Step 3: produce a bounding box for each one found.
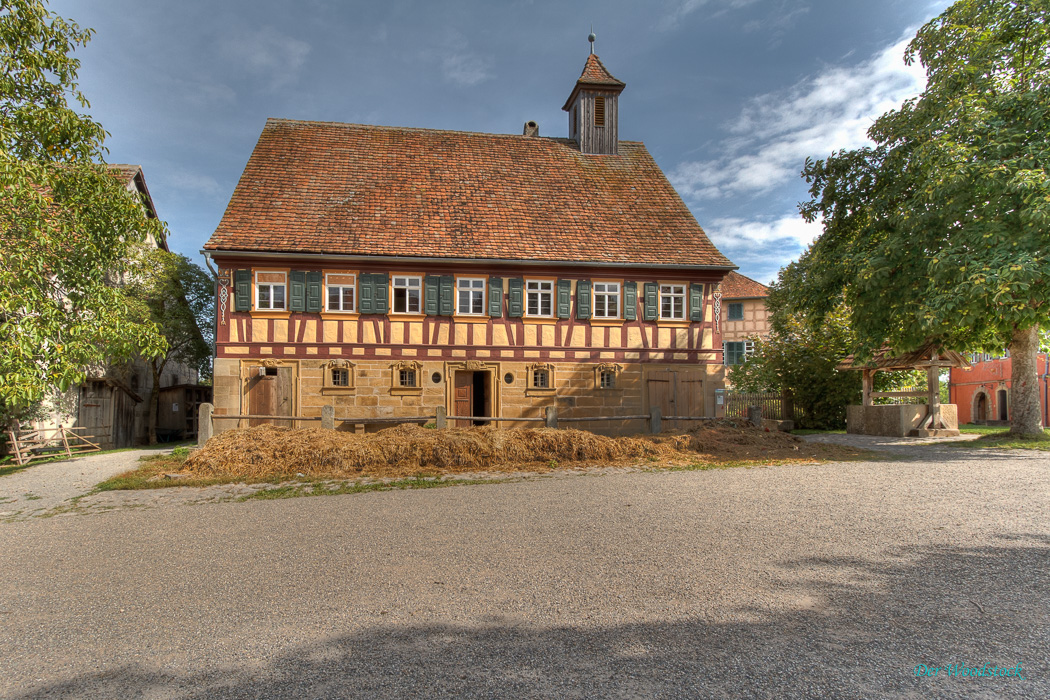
[837,342,971,371]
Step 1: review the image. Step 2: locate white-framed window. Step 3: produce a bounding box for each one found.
[659,284,686,320]
[526,280,554,317]
[256,271,286,311]
[724,340,755,366]
[532,367,550,388]
[593,282,620,319]
[457,278,486,315]
[326,273,356,312]
[399,368,417,388]
[392,275,422,314]
[727,302,744,321]
[599,370,616,389]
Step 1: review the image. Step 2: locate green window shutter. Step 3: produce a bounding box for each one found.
[576,280,592,320]
[306,271,323,312]
[438,275,454,316]
[623,281,637,321]
[234,270,251,312]
[508,278,524,318]
[643,282,658,321]
[488,277,503,317]
[289,271,306,312]
[373,273,389,314]
[424,275,440,316]
[358,273,374,314]
[689,283,704,322]
[557,279,571,319]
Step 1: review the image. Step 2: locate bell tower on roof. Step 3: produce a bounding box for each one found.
[562,32,626,155]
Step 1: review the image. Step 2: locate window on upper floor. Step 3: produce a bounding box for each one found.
[392,275,421,314]
[457,277,486,315]
[526,280,554,317]
[593,282,620,319]
[256,271,286,311]
[326,273,356,312]
[727,302,744,321]
[659,284,686,320]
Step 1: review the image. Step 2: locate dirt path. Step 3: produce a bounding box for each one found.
[0,448,173,520]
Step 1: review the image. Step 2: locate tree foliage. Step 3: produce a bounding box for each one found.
[0,0,166,414]
[791,0,1049,435]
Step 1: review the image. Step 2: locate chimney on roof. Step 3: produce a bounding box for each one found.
[562,34,625,155]
[523,120,540,137]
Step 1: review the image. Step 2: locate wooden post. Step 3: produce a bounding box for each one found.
[435,406,447,429]
[649,406,662,434]
[7,427,24,466]
[198,403,214,447]
[862,369,873,407]
[545,406,558,429]
[927,359,942,429]
[321,405,335,430]
[58,424,71,459]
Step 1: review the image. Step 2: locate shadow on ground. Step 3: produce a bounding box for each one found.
[15,535,1047,699]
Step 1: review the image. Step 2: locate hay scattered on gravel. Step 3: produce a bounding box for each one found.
[182,420,861,481]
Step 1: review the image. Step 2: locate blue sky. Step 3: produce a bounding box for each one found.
[51,0,951,285]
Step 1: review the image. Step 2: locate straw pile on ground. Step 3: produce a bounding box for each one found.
[182,421,857,481]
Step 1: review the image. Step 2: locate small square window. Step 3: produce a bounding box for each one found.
[399,369,417,388]
[727,303,744,321]
[599,370,616,389]
[331,368,349,387]
[532,368,549,388]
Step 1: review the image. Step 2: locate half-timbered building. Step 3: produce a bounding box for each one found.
[204,52,736,433]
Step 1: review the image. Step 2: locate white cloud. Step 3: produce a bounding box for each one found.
[670,35,926,200]
[220,27,311,90]
[441,51,493,87]
[158,169,225,200]
[706,213,822,249]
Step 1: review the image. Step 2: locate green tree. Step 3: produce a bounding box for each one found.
[794,0,1049,436]
[0,0,166,417]
[126,248,212,444]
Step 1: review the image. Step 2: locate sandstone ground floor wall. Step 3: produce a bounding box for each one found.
[211,357,726,436]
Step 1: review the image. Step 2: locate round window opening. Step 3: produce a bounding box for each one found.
[504,372,515,385]
[432,372,443,384]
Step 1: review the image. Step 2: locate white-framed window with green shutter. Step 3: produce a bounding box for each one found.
[326,273,356,312]
[255,271,287,311]
[659,283,686,320]
[526,280,555,317]
[392,275,422,314]
[456,277,486,315]
[593,282,621,319]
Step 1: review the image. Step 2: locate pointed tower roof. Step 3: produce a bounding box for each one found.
[562,54,625,111]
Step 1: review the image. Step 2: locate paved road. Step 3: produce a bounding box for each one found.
[0,444,1047,699]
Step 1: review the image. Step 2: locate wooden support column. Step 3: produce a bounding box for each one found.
[862,369,873,407]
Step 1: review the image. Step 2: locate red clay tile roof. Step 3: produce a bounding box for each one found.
[205,119,732,268]
[720,271,769,299]
[578,54,625,87]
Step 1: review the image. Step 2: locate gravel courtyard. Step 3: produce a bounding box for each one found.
[0,443,1046,699]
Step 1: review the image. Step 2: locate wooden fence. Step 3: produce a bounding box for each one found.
[719,391,802,422]
[4,425,101,465]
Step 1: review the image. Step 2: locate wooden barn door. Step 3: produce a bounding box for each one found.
[454,372,473,428]
[647,370,706,419]
[247,367,293,427]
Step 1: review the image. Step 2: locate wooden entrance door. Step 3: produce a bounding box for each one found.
[647,370,705,419]
[247,366,294,427]
[453,371,490,427]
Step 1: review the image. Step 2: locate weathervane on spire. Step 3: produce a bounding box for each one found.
[588,26,596,54]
